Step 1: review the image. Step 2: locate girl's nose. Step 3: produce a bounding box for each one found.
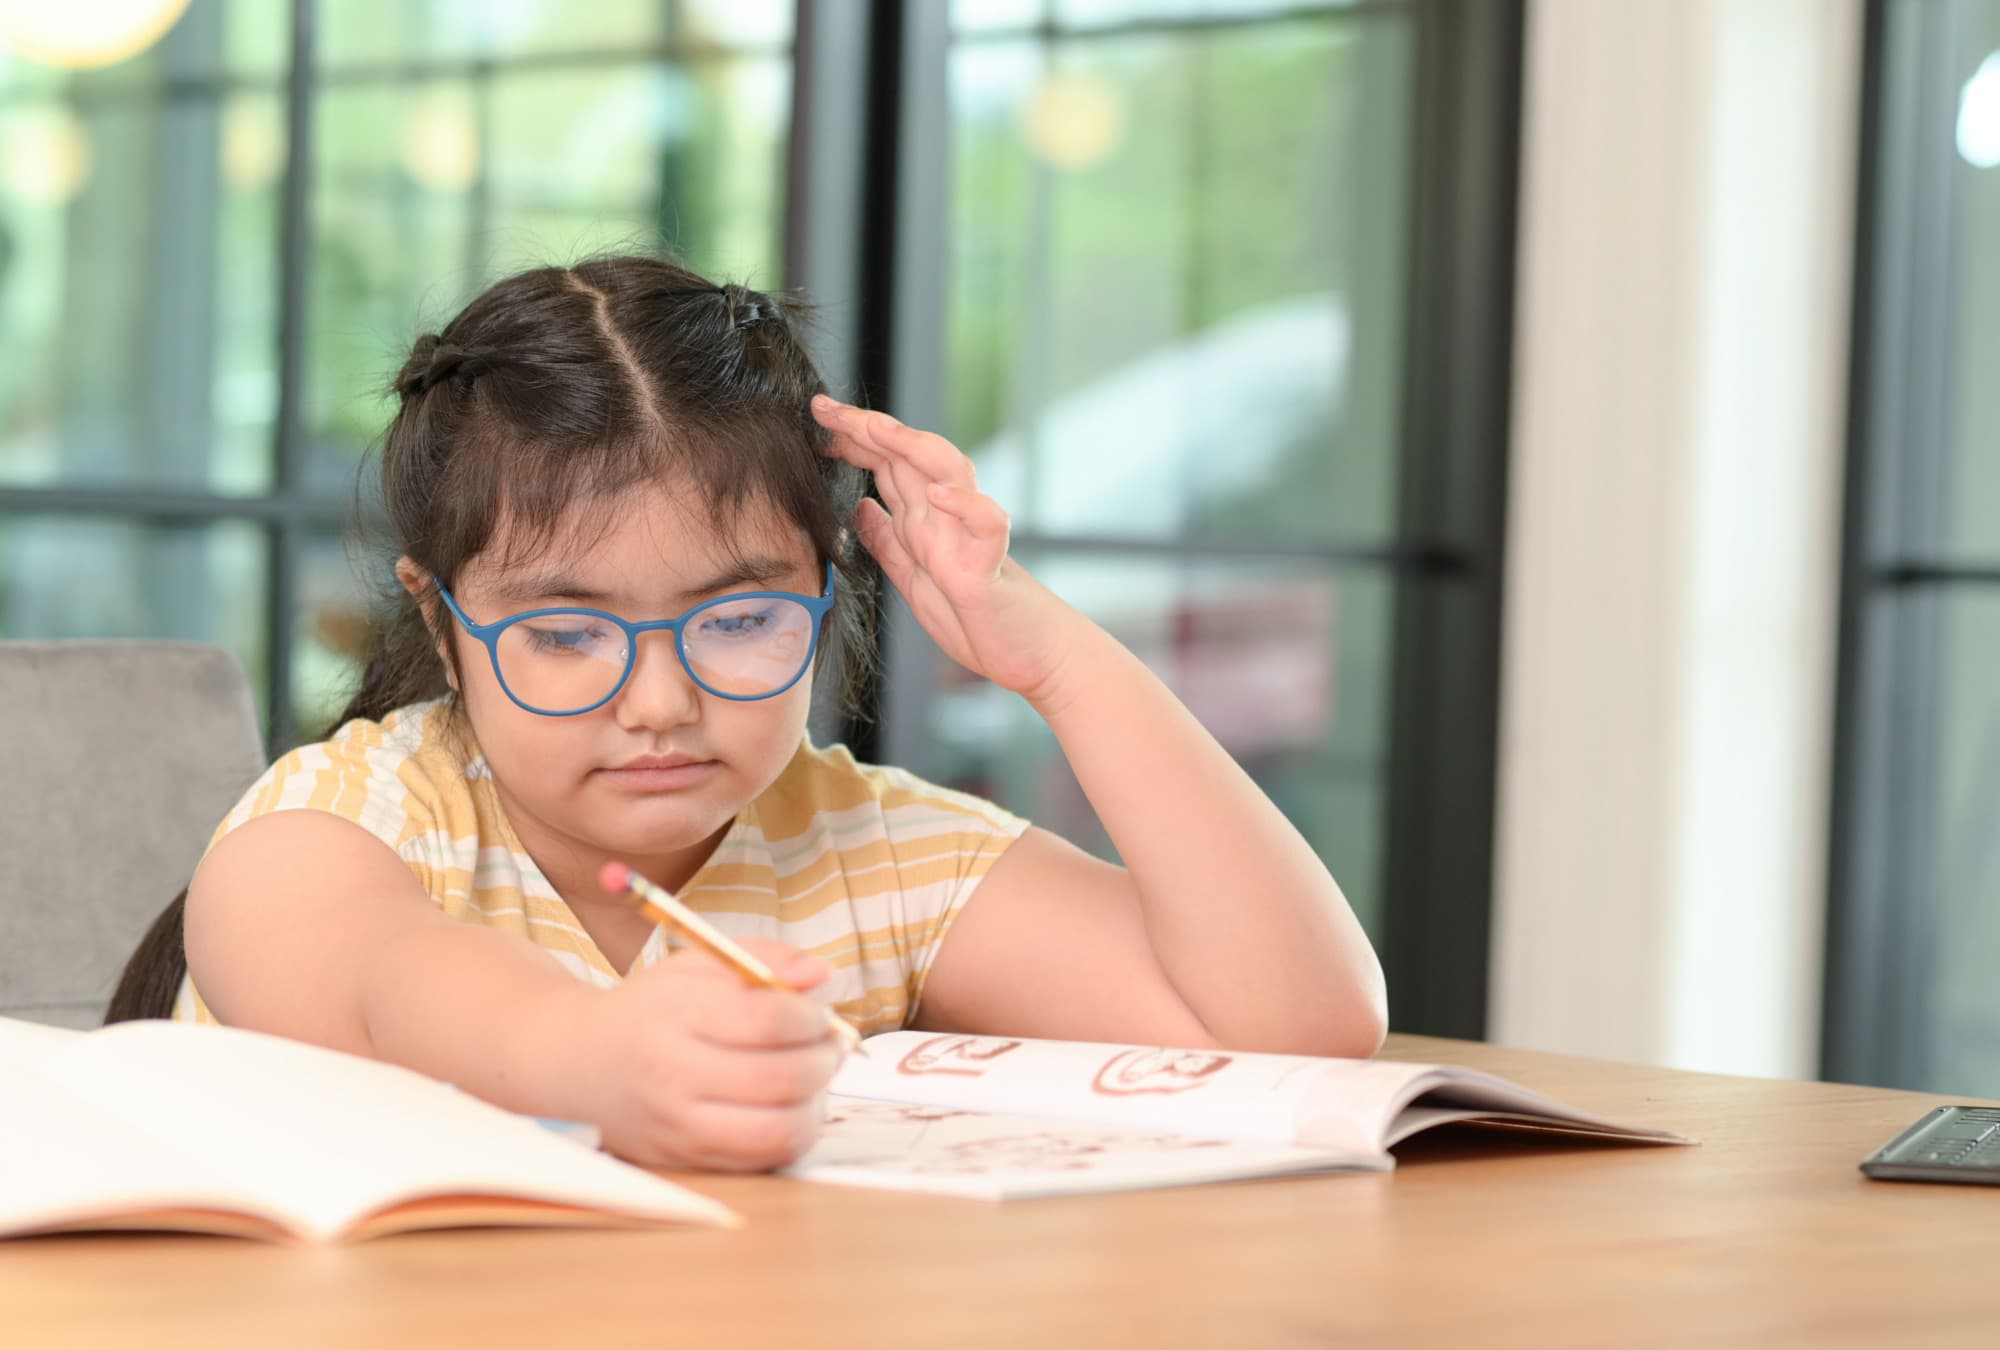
[611,631,701,731]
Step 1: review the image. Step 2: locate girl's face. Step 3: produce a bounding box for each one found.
[432,481,822,894]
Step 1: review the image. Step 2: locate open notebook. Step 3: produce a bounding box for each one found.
[788,1032,1692,1199]
[0,1016,735,1242]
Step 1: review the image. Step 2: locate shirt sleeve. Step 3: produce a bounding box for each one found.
[205,720,440,876]
[867,765,1030,1022]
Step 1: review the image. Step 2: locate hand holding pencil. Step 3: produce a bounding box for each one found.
[599,862,865,1056]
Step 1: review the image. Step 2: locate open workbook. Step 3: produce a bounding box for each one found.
[2,1018,1693,1237]
[0,1016,735,1242]
[788,1031,1693,1200]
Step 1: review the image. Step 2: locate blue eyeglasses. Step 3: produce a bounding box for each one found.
[434,564,836,716]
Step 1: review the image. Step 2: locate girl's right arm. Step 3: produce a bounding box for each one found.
[183,809,842,1168]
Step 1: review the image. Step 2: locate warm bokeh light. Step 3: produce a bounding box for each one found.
[1959,50,2000,169]
[1,106,93,205]
[401,88,480,193]
[222,101,283,194]
[0,0,193,70]
[1019,68,1126,172]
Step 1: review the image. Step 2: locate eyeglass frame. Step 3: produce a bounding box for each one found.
[432,562,837,716]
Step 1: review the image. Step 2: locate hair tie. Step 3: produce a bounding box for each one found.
[394,334,483,399]
[721,283,780,330]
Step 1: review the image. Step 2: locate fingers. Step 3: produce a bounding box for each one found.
[810,396,1013,552]
[672,1099,826,1172]
[631,939,840,1050]
[811,395,977,490]
[733,936,832,990]
[685,1036,843,1109]
[854,496,921,593]
[925,481,1011,544]
[811,396,1012,605]
[686,980,840,1051]
[600,936,850,1170]
[823,422,915,523]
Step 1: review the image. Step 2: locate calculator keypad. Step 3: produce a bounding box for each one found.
[1863,1106,2000,1184]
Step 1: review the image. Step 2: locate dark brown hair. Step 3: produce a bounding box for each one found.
[108,255,873,1023]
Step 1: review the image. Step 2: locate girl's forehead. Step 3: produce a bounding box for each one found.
[472,486,814,593]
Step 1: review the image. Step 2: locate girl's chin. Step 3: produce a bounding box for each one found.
[582,798,734,853]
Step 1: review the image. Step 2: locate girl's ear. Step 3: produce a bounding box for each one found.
[394,555,426,598]
[393,555,438,626]
[395,556,459,692]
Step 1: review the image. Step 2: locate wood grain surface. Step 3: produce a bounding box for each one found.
[7,1034,1995,1350]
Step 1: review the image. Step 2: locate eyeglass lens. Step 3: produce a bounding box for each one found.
[494,595,816,710]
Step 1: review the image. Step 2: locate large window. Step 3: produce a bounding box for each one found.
[1829,0,2000,1095]
[0,3,289,731]
[0,0,795,747]
[868,0,1522,1034]
[918,0,1412,928]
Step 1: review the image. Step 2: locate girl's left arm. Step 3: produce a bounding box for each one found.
[813,397,1388,1059]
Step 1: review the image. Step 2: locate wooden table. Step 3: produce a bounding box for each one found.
[6,1034,1998,1349]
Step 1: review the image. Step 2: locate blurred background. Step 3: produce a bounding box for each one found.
[0,0,1993,1099]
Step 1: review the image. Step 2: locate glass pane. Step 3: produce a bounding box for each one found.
[322,0,658,67]
[945,12,1412,545]
[214,89,286,493]
[308,78,478,496]
[954,0,1049,32]
[0,0,285,91]
[220,0,289,77]
[0,74,282,493]
[916,553,1391,943]
[681,0,795,47]
[1050,0,1374,27]
[320,0,789,68]
[485,60,790,277]
[0,513,268,716]
[307,56,790,492]
[1946,7,2000,558]
[1925,591,2000,1096]
[291,530,378,747]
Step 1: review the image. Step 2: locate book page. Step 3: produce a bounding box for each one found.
[0,1053,299,1239]
[838,1031,1437,1152]
[4,1018,734,1240]
[1369,1077,1691,1147]
[786,1098,1385,1200]
[840,1033,1691,1154]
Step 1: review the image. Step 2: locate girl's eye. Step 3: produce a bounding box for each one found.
[699,608,774,637]
[521,621,611,654]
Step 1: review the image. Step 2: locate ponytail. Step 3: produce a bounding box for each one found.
[104,887,189,1024]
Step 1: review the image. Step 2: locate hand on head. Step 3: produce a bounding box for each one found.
[811,394,1085,704]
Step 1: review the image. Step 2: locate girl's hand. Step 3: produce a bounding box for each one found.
[812,394,1083,703]
[566,938,846,1169]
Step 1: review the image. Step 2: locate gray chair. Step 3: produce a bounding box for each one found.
[0,640,265,1028]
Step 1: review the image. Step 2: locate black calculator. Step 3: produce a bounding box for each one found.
[1860,1106,2000,1185]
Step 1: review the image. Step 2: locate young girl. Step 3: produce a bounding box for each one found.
[118,255,1385,1170]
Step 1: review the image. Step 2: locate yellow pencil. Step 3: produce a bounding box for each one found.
[598,861,865,1055]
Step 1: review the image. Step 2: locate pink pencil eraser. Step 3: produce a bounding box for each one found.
[598,861,632,894]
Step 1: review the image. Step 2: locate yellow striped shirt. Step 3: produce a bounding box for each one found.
[173,698,1028,1032]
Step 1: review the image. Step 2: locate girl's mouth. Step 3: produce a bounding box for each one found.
[597,760,718,791]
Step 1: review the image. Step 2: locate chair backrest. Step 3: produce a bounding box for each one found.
[0,640,266,1028]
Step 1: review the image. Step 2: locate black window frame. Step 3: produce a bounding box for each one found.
[1823,0,2000,1090]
